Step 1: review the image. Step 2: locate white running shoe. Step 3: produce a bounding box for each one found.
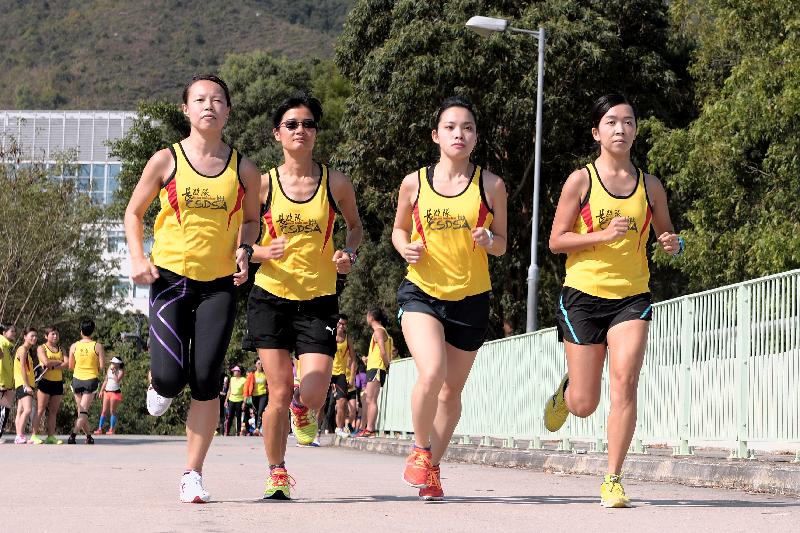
[146,386,173,417]
[180,470,211,503]
[335,427,349,438]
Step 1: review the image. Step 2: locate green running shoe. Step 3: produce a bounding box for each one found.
[263,467,294,500]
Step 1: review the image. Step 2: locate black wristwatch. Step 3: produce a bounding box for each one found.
[342,247,357,265]
[238,243,254,261]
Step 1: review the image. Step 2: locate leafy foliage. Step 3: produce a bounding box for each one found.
[646,0,800,289]
[334,0,692,333]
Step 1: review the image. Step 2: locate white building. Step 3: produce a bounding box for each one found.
[0,110,149,314]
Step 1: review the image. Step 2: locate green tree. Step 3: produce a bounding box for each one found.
[646,0,800,289]
[334,0,693,335]
[0,141,118,329]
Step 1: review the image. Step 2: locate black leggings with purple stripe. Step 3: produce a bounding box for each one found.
[149,267,236,401]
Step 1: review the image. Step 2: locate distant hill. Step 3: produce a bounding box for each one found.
[1,0,352,109]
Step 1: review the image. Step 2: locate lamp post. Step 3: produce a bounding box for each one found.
[466,16,545,333]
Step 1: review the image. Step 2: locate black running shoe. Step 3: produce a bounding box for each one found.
[86,434,94,445]
[67,433,77,444]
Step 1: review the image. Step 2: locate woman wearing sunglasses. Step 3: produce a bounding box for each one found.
[124,74,261,503]
[247,92,362,500]
[392,96,508,501]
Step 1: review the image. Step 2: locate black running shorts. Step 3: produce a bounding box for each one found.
[247,285,338,357]
[331,373,348,400]
[72,378,99,395]
[397,279,489,352]
[555,286,653,345]
[366,368,386,386]
[15,386,34,400]
[38,378,63,396]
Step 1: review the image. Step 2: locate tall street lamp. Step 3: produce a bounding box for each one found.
[466,16,546,332]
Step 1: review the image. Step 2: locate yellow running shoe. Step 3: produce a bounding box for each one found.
[263,467,294,500]
[290,402,318,445]
[543,374,569,432]
[600,474,631,508]
[29,434,44,445]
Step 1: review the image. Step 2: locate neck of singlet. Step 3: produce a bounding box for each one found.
[428,162,475,198]
[178,140,232,177]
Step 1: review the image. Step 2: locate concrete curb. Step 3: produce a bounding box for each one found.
[323,435,800,497]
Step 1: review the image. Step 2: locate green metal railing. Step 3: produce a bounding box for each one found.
[376,269,800,458]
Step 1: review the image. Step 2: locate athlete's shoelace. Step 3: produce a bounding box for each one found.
[606,476,626,496]
[412,451,432,470]
[268,469,296,489]
[426,467,442,490]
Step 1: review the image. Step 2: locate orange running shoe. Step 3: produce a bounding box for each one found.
[403,446,432,488]
[92,428,103,435]
[419,464,444,501]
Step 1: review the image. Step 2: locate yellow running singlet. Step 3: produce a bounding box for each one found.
[0,335,14,389]
[14,349,35,389]
[405,165,493,300]
[255,164,337,300]
[41,344,63,382]
[253,371,267,396]
[564,163,652,299]
[73,341,100,380]
[150,142,245,281]
[367,327,393,372]
[229,376,246,402]
[332,337,350,376]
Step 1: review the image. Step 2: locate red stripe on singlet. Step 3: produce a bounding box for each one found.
[165,179,181,224]
[412,203,428,249]
[227,184,245,229]
[637,205,653,251]
[263,209,277,238]
[473,201,490,250]
[580,202,593,233]
[322,205,335,252]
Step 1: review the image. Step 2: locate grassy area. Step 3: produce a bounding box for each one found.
[0,0,351,109]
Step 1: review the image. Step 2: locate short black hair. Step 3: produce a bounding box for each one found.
[1,323,15,334]
[182,74,231,107]
[338,313,349,322]
[80,319,95,337]
[367,307,388,327]
[590,94,637,129]
[272,92,323,129]
[434,95,478,129]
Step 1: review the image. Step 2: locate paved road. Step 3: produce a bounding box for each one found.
[3,435,797,532]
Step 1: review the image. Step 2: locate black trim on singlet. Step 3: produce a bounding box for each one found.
[477,166,493,214]
[579,165,592,208]
[590,161,639,199]
[324,164,341,215]
[176,141,233,179]
[235,150,245,190]
[411,169,422,208]
[426,162,477,198]
[274,162,324,204]
[162,145,178,188]
[640,169,654,210]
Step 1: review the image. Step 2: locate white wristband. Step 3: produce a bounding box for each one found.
[484,228,494,246]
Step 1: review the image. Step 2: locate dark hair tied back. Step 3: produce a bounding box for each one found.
[367,307,388,327]
[590,94,637,129]
[182,74,231,107]
[434,95,478,129]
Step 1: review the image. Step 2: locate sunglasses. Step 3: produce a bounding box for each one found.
[279,119,318,131]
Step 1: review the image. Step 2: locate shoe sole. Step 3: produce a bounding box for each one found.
[600,499,631,508]
[262,491,291,500]
[420,496,445,502]
[181,496,210,504]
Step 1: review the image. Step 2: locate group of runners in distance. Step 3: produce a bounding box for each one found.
[0,320,126,445]
[118,73,680,507]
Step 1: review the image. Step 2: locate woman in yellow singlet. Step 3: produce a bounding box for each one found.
[13,327,38,444]
[251,358,268,436]
[392,96,508,501]
[68,319,105,444]
[546,94,682,508]
[247,92,362,500]
[331,313,355,437]
[35,326,67,444]
[0,325,18,437]
[124,74,260,503]
[354,307,392,438]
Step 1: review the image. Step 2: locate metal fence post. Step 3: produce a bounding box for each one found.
[731,285,752,459]
[674,297,694,456]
